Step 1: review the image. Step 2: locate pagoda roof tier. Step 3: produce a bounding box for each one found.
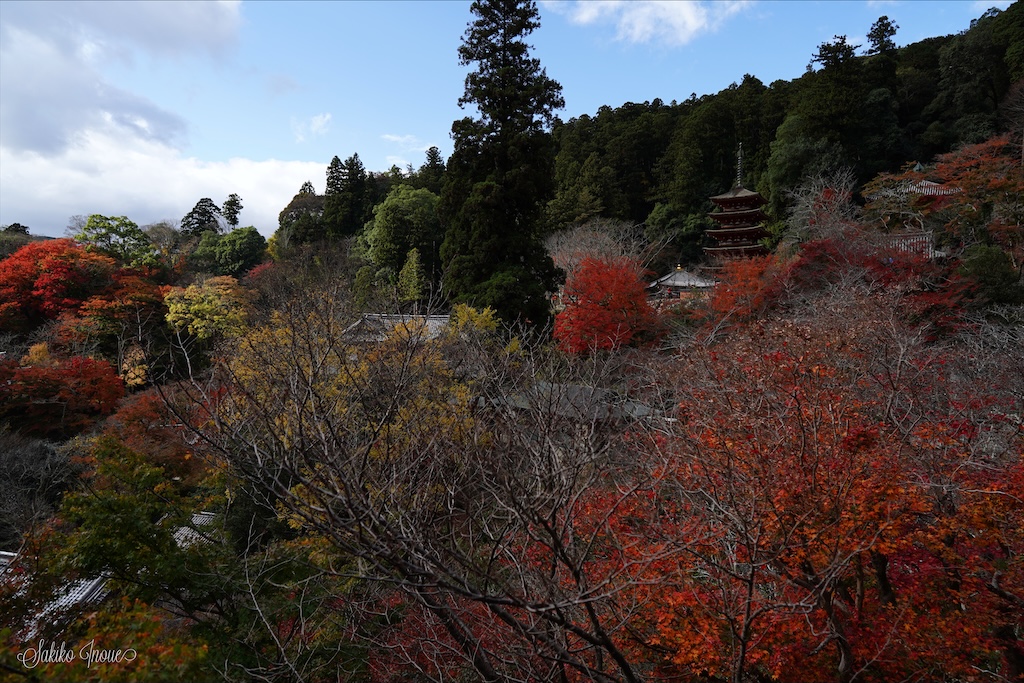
[706,225,769,238]
[705,243,770,256]
[709,208,767,224]
[710,186,767,205]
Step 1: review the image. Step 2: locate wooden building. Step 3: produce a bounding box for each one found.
[705,185,770,259]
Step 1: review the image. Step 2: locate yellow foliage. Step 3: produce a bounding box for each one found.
[164,276,249,340]
[22,342,53,366]
[449,303,498,335]
[121,345,148,388]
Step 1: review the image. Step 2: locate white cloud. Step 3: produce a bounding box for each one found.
[291,113,332,143]
[382,133,431,153]
[0,24,187,154]
[309,113,332,136]
[0,1,242,157]
[385,155,411,169]
[971,0,1013,10]
[0,131,324,237]
[549,0,749,47]
[1,1,241,60]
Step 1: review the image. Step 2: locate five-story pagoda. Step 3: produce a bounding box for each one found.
[705,147,769,258]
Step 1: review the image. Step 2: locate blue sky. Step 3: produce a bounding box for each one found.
[0,0,1011,237]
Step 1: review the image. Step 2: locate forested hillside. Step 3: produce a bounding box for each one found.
[1,2,1021,682]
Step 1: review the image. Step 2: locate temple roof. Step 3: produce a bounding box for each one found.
[705,243,769,254]
[649,266,716,289]
[706,225,769,236]
[709,207,766,221]
[710,186,766,203]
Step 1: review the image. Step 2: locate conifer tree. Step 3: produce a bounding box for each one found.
[440,0,563,324]
[222,193,243,228]
[324,154,368,240]
[398,248,425,310]
[181,198,223,237]
[416,146,446,194]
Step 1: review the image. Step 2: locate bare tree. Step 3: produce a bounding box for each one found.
[169,283,674,682]
[545,218,669,278]
[782,166,861,248]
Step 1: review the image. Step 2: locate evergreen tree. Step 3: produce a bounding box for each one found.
[365,185,443,286]
[191,226,266,277]
[222,193,243,228]
[323,153,368,240]
[325,156,344,196]
[398,248,425,310]
[276,181,324,248]
[440,0,563,324]
[181,198,223,237]
[867,16,899,55]
[416,146,446,194]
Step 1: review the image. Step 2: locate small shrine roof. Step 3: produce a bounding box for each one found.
[649,266,716,289]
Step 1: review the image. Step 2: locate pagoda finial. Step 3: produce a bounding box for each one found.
[736,143,744,188]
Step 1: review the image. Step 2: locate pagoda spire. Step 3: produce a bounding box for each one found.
[736,143,744,188]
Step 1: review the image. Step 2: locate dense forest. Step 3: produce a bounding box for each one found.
[1,1,1022,682]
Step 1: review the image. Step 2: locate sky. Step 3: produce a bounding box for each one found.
[0,0,1012,238]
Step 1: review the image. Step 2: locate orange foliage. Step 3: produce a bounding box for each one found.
[0,355,124,438]
[0,239,117,332]
[554,256,655,353]
[701,254,782,329]
[626,319,1024,682]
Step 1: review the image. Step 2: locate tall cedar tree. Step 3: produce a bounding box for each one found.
[440,0,564,324]
[222,193,243,228]
[323,153,368,239]
[416,146,446,194]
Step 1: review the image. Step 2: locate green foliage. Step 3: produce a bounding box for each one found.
[414,145,446,194]
[763,114,847,216]
[352,264,376,310]
[216,226,266,276]
[365,184,442,283]
[221,193,243,228]
[645,203,710,264]
[440,0,563,323]
[323,153,368,239]
[58,437,197,599]
[443,179,560,324]
[810,34,860,70]
[3,222,29,234]
[187,230,221,273]
[191,227,267,277]
[867,16,899,55]
[180,198,223,238]
[275,181,325,249]
[398,247,425,305]
[960,244,1024,304]
[0,229,35,259]
[76,215,159,268]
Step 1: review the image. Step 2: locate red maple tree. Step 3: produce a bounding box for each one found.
[554,256,655,353]
[0,355,125,438]
[0,239,117,332]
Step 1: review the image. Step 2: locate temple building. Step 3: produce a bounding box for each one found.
[705,147,770,259]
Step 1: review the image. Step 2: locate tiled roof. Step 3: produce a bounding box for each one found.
[342,314,451,343]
